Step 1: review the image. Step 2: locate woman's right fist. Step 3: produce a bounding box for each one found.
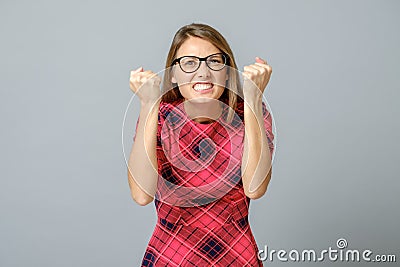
[129,67,161,103]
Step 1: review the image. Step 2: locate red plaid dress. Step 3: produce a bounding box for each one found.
[139,98,274,266]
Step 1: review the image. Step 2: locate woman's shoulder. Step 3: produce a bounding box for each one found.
[158,99,184,123]
[159,99,183,110]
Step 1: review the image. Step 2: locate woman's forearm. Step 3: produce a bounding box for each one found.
[241,98,272,199]
[127,100,160,205]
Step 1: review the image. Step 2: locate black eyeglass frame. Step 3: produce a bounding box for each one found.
[171,52,229,73]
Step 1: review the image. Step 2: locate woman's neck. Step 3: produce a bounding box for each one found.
[183,98,222,123]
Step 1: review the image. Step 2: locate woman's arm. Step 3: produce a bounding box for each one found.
[127,67,161,206]
[241,99,272,199]
[241,57,273,199]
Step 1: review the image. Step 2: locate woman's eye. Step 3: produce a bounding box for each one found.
[183,60,196,66]
[209,58,222,64]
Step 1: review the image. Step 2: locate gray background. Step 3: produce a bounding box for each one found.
[1,0,399,266]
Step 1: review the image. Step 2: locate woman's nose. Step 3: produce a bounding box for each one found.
[195,61,211,78]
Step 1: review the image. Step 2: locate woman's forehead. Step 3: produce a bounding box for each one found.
[176,36,220,58]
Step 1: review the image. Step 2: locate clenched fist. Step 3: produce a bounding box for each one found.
[242,57,272,102]
[129,67,161,104]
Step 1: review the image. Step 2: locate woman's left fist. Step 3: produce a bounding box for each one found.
[242,57,272,100]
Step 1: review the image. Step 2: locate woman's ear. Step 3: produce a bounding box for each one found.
[171,76,177,83]
[170,67,177,83]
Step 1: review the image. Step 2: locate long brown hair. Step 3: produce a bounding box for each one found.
[162,23,242,122]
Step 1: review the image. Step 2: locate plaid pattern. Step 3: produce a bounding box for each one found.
[156,100,246,207]
[138,99,274,266]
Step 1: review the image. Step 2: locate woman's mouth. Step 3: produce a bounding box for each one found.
[192,82,214,93]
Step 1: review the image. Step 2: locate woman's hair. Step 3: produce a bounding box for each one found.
[162,23,242,121]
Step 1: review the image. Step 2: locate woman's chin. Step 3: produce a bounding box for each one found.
[186,96,216,104]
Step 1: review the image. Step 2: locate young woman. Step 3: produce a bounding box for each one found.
[128,23,274,266]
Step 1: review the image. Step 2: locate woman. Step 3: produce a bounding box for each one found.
[128,23,274,266]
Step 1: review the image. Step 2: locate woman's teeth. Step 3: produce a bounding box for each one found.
[193,83,213,91]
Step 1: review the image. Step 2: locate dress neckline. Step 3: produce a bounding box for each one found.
[177,99,224,127]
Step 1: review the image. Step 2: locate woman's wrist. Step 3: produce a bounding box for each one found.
[140,98,161,109]
[243,95,263,110]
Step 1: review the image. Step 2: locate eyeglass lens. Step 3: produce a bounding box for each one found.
[179,54,226,73]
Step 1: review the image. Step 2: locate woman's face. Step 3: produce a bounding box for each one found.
[171,36,228,103]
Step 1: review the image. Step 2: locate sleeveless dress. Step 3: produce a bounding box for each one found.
[138,98,274,266]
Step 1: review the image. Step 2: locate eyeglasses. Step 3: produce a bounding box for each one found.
[172,53,229,73]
